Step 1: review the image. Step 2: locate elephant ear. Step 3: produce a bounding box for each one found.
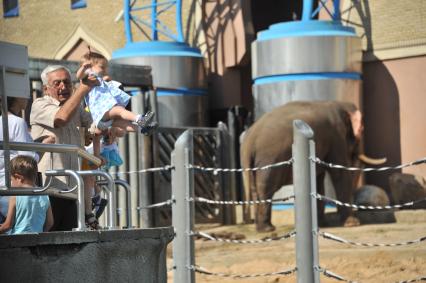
[340,102,363,142]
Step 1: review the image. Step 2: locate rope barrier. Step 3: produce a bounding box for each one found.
[318,231,426,247]
[191,195,295,205]
[318,267,426,283]
[111,165,174,176]
[317,266,357,282]
[136,199,173,209]
[191,230,296,244]
[190,265,297,278]
[312,157,426,172]
[186,158,293,173]
[314,193,426,210]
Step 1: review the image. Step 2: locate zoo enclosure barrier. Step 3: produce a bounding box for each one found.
[167,122,426,283]
[0,141,120,230]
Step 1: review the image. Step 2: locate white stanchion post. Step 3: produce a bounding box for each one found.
[292,120,319,283]
[172,130,195,283]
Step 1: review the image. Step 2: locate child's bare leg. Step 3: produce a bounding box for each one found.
[104,106,137,123]
[112,118,138,132]
[83,175,96,215]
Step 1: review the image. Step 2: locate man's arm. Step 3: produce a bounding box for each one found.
[54,82,95,128]
[54,72,99,128]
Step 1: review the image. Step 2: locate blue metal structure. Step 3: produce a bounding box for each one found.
[251,0,362,119]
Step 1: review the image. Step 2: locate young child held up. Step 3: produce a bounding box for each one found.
[0,156,54,234]
[76,50,158,136]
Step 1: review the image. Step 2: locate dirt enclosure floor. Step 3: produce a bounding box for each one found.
[167,209,426,283]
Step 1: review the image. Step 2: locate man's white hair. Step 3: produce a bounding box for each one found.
[40,65,71,85]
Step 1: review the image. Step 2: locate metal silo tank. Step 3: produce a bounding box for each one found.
[251,20,362,119]
[111,41,207,127]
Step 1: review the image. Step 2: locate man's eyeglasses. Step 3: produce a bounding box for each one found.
[48,79,73,89]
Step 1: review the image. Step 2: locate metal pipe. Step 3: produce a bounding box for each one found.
[292,120,316,283]
[333,0,341,21]
[151,0,158,40]
[0,141,101,166]
[302,0,314,21]
[78,170,117,229]
[176,0,183,42]
[172,130,195,283]
[309,140,320,282]
[124,0,133,43]
[99,179,133,228]
[1,66,11,188]
[45,169,86,231]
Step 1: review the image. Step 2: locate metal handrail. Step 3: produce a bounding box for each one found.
[97,179,132,228]
[0,141,102,166]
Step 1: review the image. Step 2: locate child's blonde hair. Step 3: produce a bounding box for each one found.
[10,156,38,182]
[80,48,107,66]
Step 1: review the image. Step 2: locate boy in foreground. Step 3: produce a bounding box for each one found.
[0,156,53,234]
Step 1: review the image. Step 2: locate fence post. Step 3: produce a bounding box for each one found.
[292,120,319,283]
[172,130,195,283]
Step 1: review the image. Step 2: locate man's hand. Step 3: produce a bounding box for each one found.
[41,135,56,144]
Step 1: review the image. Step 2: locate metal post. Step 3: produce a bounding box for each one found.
[292,120,317,283]
[0,66,11,188]
[45,169,86,231]
[172,130,195,283]
[77,170,117,229]
[114,179,133,228]
[310,140,320,282]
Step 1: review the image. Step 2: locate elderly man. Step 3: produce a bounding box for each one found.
[30,65,98,231]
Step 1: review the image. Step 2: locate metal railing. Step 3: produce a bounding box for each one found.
[0,141,119,231]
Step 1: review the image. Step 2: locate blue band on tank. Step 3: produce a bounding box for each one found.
[112,41,203,58]
[257,20,356,41]
[254,72,361,85]
[157,87,208,97]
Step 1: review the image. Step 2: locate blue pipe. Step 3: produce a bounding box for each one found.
[333,0,341,21]
[151,0,158,40]
[124,0,133,43]
[176,0,184,42]
[302,0,314,21]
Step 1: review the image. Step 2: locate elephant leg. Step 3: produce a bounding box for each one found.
[254,170,277,232]
[330,170,360,227]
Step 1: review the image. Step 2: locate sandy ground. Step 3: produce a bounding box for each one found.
[166,208,426,283]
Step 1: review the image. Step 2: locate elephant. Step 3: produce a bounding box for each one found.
[240,100,384,232]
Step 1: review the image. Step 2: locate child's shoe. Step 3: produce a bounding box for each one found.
[134,111,155,128]
[141,121,159,136]
[85,213,100,230]
[92,195,108,219]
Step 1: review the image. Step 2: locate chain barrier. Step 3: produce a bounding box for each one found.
[191,230,296,244]
[111,165,174,176]
[190,265,297,278]
[186,158,293,173]
[318,231,426,247]
[311,157,426,172]
[191,195,295,205]
[314,193,426,210]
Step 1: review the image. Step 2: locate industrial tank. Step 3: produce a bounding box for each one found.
[251,9,362,119]
[112,41,207,127]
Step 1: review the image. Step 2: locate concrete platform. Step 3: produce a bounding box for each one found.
[0,227,174,283]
